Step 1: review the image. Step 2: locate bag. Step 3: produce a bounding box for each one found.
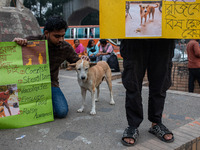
[107,53,120,72]
[90,48,96,53]
[89,55,97,61]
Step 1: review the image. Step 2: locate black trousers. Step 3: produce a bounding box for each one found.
[120,39,174,128]
[188,68,200,92]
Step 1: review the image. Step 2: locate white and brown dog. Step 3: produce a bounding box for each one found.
[139,3,159,25]
[70,60,115,115]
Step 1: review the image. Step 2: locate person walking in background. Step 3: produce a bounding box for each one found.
[96,39,113,62]
[186,39,200,93]
[87,39,99,62]
[73,39,86,58]
[120,39,175,147]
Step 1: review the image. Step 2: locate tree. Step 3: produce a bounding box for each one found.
[44,0,70,22]
[23,0,48,26]
[11,0,70,26]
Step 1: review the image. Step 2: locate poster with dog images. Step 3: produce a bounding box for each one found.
[0,41,53,129]
[100,0,200,39]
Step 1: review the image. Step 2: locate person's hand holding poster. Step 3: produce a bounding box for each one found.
[0,41,53,129]
[100,0,200,39]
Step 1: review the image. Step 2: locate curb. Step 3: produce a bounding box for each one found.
[111,72,122,80]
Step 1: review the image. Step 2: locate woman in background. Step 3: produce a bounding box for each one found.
[74,39,86,58]
[87,40,99,62]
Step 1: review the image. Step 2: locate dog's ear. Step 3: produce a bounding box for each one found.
[139,4,141,7]
[68,63,76,69]
[89,62,97,67]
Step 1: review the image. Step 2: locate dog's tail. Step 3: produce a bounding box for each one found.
[154,3,159,8]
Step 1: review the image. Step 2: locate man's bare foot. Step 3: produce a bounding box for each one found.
[149,123,174,143]
[123,138,135,144]
[121,127,139,146]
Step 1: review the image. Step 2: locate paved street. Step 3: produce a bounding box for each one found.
[1,69,200,150]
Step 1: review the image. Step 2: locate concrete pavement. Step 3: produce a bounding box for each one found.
[1,69,200,150]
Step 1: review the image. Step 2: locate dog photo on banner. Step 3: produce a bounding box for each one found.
[126,0,162,37]
[0,84,19,118]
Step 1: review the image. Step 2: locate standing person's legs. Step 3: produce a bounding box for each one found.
[147,39,174,142]
[123,60,146,128]
[51,87,68,118]
[188,69,195,92]
[147,39,174,123]
[120,39,149,146]
[195,68,200,88]
[121,40,149,128]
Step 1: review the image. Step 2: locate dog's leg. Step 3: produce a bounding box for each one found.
[105,75,115,105]
[90,90,96,115]
[152,10,155,20]
[108,85,115,105]
[145,16,147,23]
[77,88,86,113]
[95,86,100,102]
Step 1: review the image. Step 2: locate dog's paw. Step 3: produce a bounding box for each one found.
[95,99,99,102]
[136,28,141,33]
[110,100,115,105]
[77,108,84,113]
[90,110,96,115]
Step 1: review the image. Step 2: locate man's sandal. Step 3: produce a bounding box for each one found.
[148,123,174,143]
[121,127,139,146]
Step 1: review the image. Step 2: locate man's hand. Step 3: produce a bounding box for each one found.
[81,55,90,61]
[95,53,101,57]
[13,38,27,46]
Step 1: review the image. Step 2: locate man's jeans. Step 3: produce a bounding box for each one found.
[51,87,68,118]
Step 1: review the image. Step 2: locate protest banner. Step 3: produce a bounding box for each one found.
[100,0,200,39]
[0,41,54,129]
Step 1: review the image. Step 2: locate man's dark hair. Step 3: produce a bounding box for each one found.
[99,39,108,45]
[87,40,94,48]
[44,16,68,32]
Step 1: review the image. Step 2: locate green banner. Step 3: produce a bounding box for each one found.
[0,40,54,129]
